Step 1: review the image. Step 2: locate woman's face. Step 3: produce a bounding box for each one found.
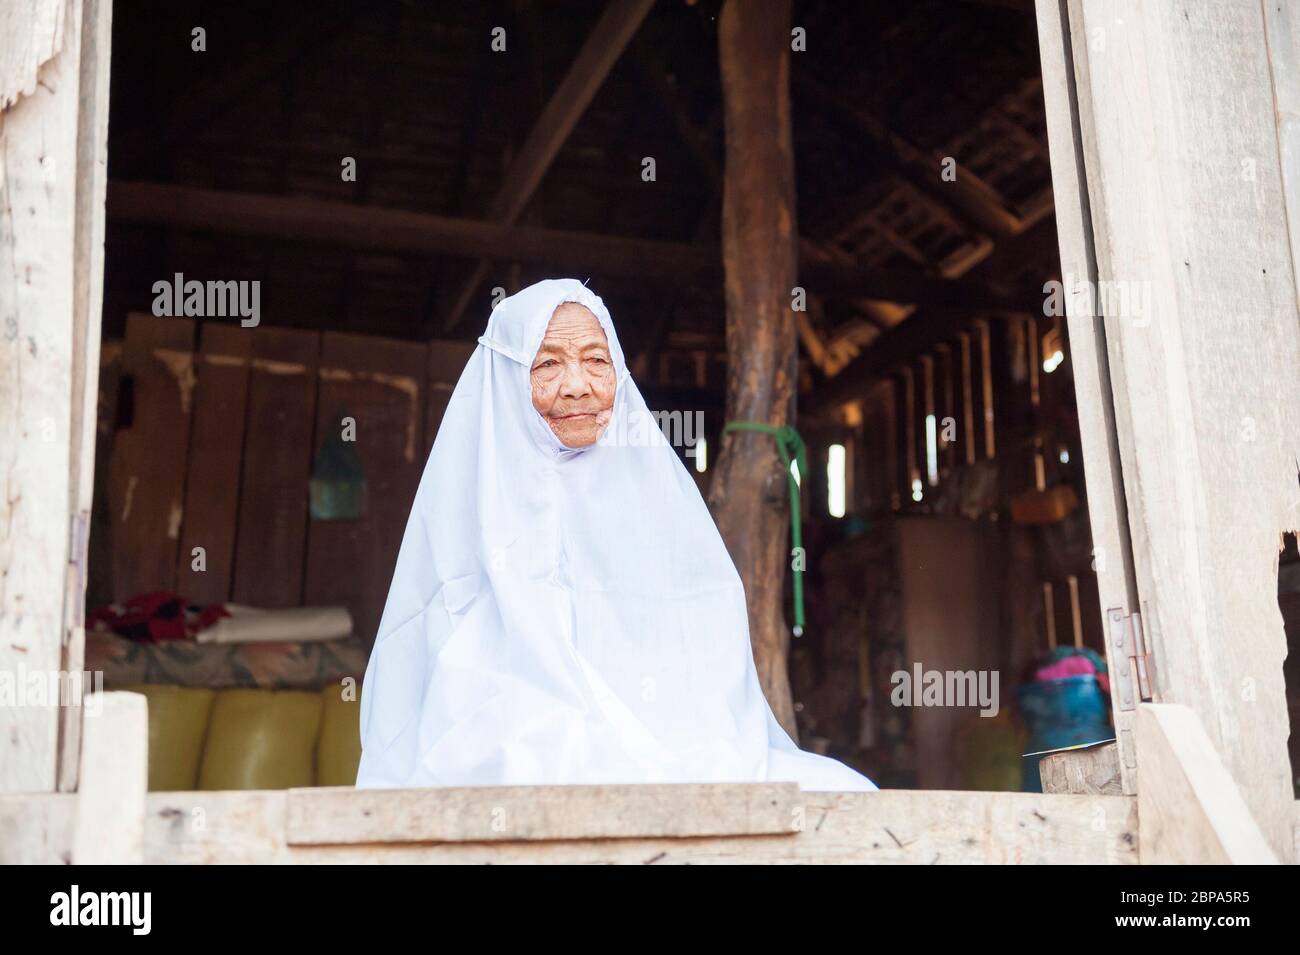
[530,302,616,448]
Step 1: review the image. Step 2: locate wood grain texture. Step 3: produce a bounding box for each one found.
[1135,704,1277,863]
[0,0,67,109]
[231,327,319,607]
[58,0,113,794]
[0,0,84,793]
[1039,741,1123,795]
[1262,0,1300,313]
[304,333,425,647]
[140,786,1139,864]
[708,0,800,736]
[108,313,195,597]
[1033,0,1139,792]
[0,793,75,864]
[175,323,251,604]
[286,782,800,845]
[1068,0,1300,860]
[72,691,146,863]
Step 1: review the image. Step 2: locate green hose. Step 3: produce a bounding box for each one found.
[721,420,808,637]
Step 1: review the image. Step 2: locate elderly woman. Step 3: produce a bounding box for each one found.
[356,278,876,792]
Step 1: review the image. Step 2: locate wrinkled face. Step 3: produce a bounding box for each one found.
[530,302,616,448]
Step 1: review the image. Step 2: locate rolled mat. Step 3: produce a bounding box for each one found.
[195,605,353,645]
[198,688,324,790]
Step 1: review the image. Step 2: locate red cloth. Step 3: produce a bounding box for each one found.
[88,592,229,643]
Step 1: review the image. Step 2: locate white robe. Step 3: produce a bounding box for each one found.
[356,278,877,792]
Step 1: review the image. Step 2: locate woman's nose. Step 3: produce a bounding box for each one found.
[559,362,591,398]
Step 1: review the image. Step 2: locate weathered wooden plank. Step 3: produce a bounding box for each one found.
[0,0,67,109]
[57,0,113,795]
[108,313,195,597]
[1067,0,1300,860]
[1135,704,1277,864]
[176,324,252,604]
[286,782,801,845]
[1032,0,1139,792]
[1039,741,1123,795]
[304,333,425,647]
[0,792,76,864]
[1,0,88,793]
[1263,0,1300,310]
[231,328,319,608]
[141,786,1139,864]
[72,691,146,863]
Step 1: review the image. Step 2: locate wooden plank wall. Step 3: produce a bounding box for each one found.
[304,333,426,645]
[100,315,475,650]
[175,324,250,603]
[108,314,195,597]
[231,328,320,608]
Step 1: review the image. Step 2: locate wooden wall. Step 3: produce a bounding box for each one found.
[99,313,473,648]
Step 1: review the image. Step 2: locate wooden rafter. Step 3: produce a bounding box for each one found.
[795,70,1024,239]
[436,0,656,333]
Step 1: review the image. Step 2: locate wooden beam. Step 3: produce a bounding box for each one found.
[58,0,112,792]
[631,39,723,186]
[107,181,1035,313]
[109,180,717,281]
[1033,0,1140,792]
[140,786,1138,864]
[707,0,800,737]
[438,0,656,332]
[1135,704,1277,864]
[287,783,799,845]
[0,0,104,794]
[794,71,1024,239]
[802,213,1058,413]
[807,311,980,412]
[799,239,1035,312]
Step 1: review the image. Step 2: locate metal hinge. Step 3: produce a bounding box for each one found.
[1107,607,1158,711]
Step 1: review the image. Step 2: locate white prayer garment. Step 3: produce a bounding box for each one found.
[356,278,878,792]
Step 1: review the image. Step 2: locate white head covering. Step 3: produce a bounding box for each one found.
[356,278,877,792]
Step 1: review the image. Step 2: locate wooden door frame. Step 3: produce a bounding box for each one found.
[2,0,1295,864]
[0,0,111,795]
[1036,0,1299,861]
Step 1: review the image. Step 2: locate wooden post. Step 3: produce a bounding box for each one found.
[1038,0,1300,859]
[1,0,111,794]
[709,0,800,736]
[71,691,146,863]
[1034,0,1140,794]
